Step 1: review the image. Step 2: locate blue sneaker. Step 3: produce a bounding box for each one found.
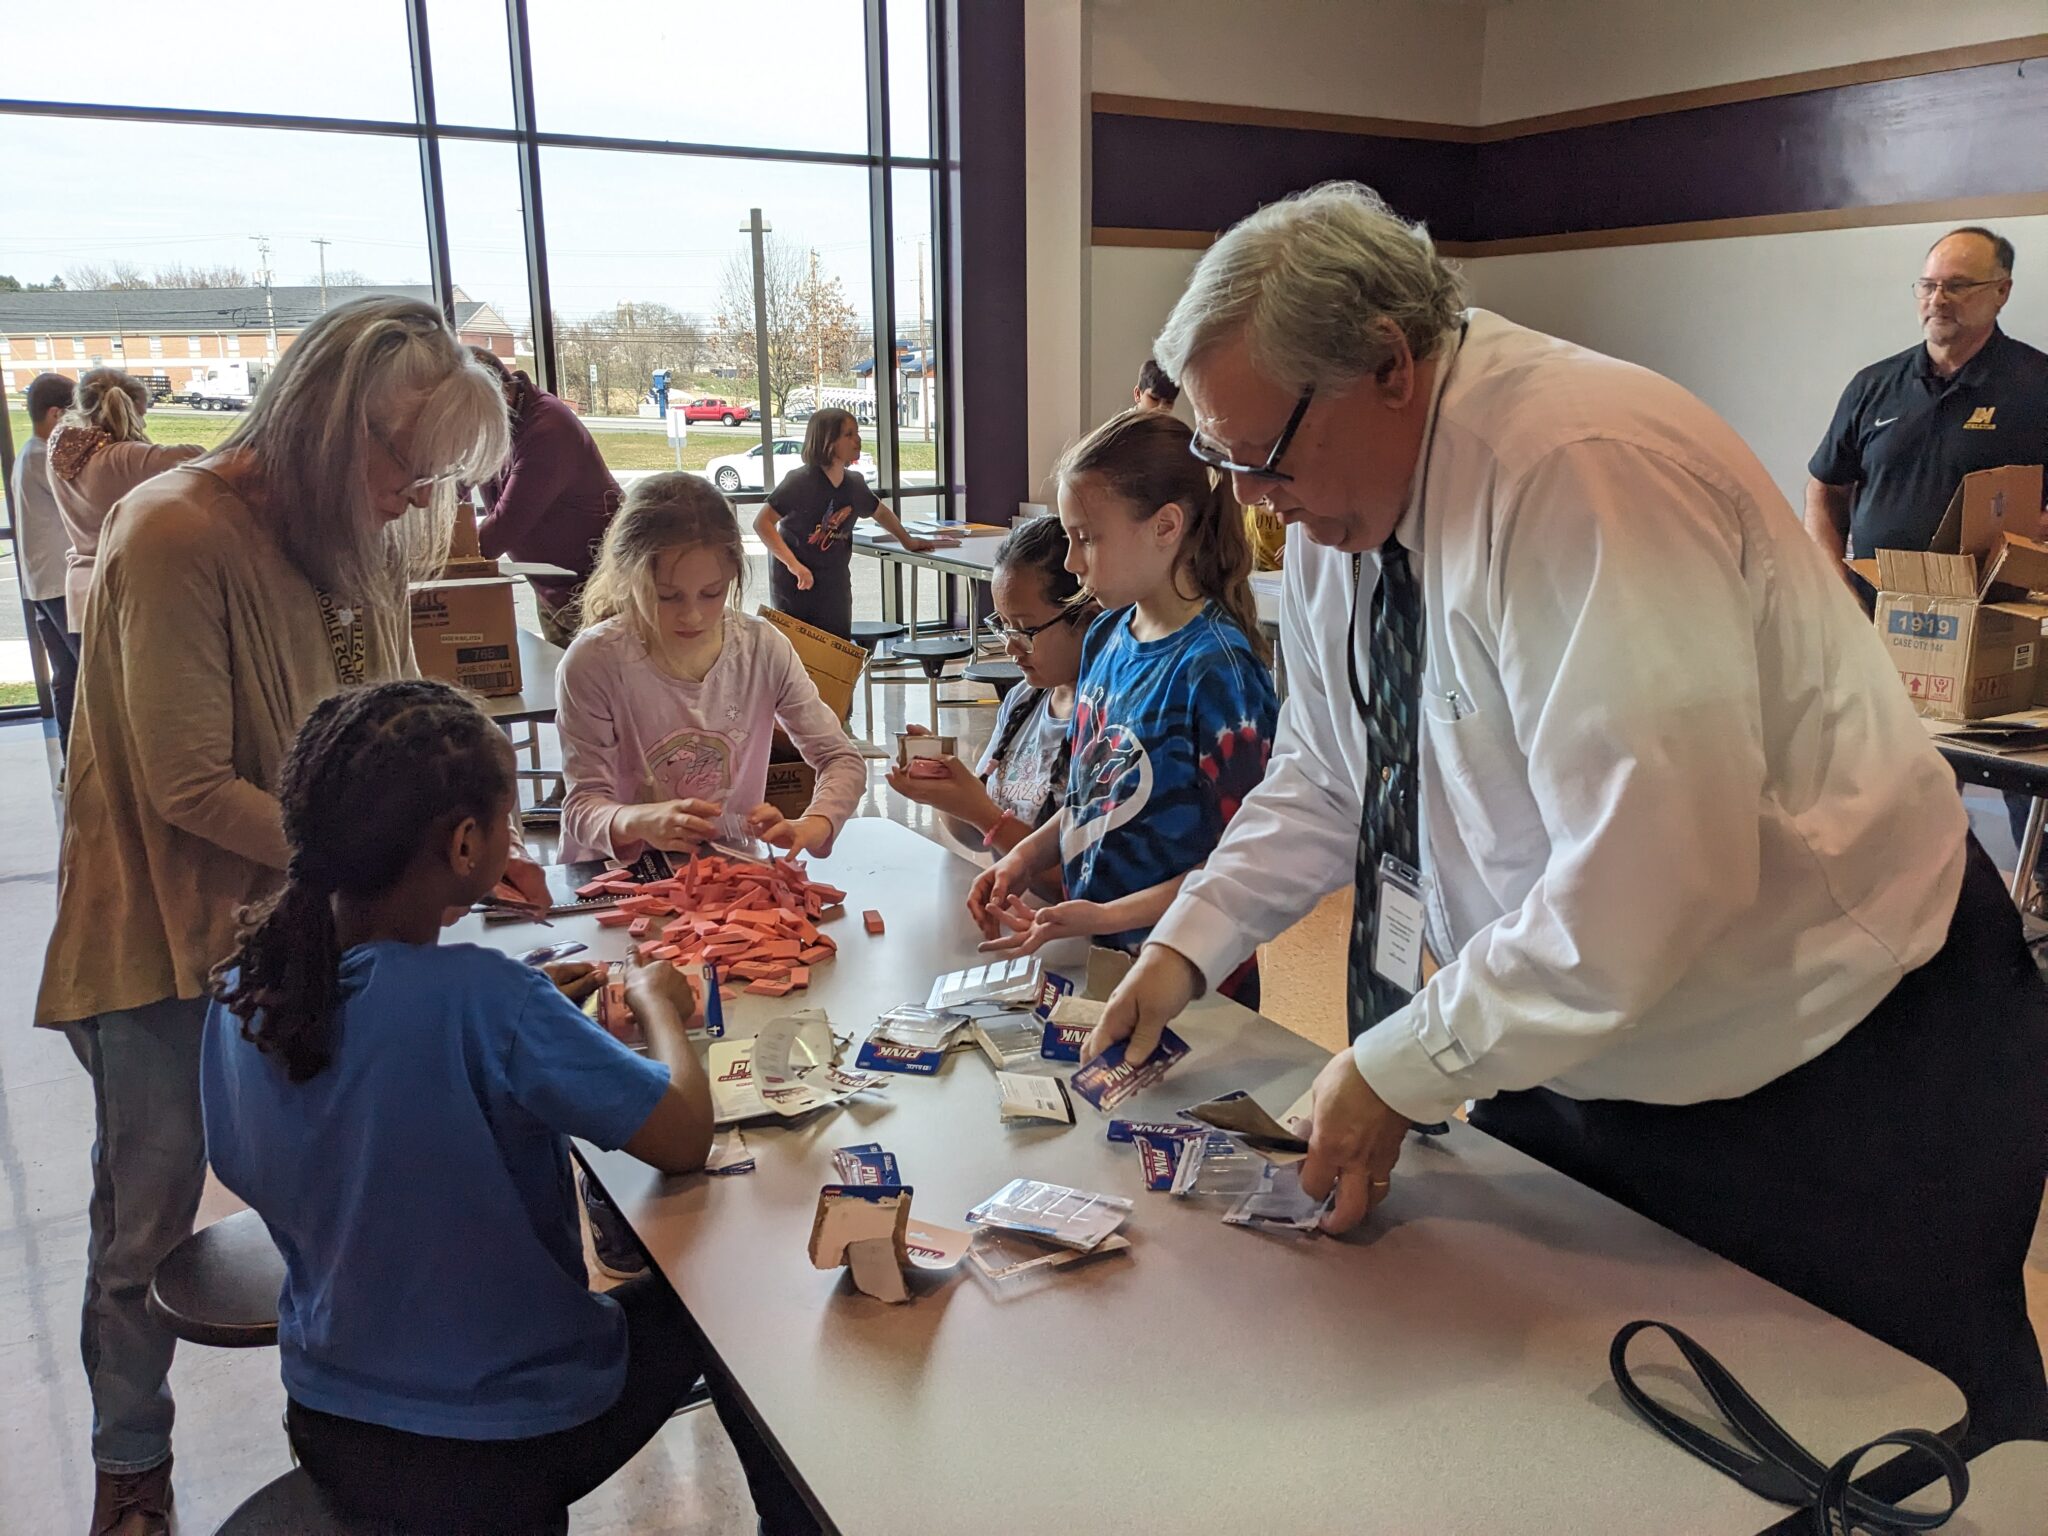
[578,1168,648,1281]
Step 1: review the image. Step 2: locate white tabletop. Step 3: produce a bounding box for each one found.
[1916,1440,2048,1534]
[853,528,1006,578]
[452,819,1963,1535]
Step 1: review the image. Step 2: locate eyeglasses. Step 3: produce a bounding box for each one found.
[371,425,459,502]
[1913,278,2006,300]
[984,603,1087,653]
[1189,385,1315,483]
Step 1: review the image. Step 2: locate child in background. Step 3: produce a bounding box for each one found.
[202,680,814,1533]
[755,407,939,639]
[968,409,1278,1005]
[558,472,867,866]
[886,515,1099,873]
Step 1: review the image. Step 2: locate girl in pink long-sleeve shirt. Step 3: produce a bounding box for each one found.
[555,473,866,864]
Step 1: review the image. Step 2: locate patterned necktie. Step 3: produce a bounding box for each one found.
[1347,537,1423,1040]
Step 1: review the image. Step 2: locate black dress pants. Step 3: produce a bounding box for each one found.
[1472,837,2048,1454]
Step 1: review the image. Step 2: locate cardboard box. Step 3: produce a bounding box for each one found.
[439,500,500,580]
[410,576,523,696]
[760,606,866,721]
[1854,464,2048,722]
[762,728,816,821]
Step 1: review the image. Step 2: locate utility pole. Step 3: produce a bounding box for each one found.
[916,236,928,441]
[250,236,278,362]
[808,247,824,417]
[312,237,331,311]
[742,209,775,473]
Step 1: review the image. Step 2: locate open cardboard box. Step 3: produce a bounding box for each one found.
[1849,464,2048,721]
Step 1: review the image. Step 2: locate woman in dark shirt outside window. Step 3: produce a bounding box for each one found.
[754,407,937,639]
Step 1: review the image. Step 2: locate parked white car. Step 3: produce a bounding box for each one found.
[704,439,879,493]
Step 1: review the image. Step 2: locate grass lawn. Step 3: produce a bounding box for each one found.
[27,403,939,477]
[0,681,38,707]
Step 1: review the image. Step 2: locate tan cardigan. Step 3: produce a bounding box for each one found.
[36,467,412,1026]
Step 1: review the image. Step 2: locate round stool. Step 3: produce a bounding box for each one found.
[147,1208,284,1348]
[887,636,975,728]
[964,659,1025,702]
[850,621,910,732]
[212,1467,409,1535]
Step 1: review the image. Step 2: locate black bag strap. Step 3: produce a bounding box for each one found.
[1610,1321,1968,1535]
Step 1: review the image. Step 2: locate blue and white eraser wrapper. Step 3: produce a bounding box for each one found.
[831,1144,903,1186]
[1070,1027,1191,1113]
[1131,1131,1190,1191]
[1034,970,1076,1019]
[855,1035,946,1075]
[1107,1118,1203,1145]
[705,1127,755,1176]
[996,1070,1074,1124]
[1041,1021,1091,1062]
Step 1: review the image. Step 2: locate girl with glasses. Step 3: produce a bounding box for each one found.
[887,516,1099,871]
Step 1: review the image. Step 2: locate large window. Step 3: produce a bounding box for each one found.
[0,0,947,720]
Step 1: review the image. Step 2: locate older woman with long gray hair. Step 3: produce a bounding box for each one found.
[34,296,526,1536]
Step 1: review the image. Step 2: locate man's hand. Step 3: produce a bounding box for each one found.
[746,804,832,856]
[624,952,696,1024]
[1298,1052,1412,1235]
[619,798,723,851]
[966,851,1033,938]
[1086,944,1199,1066]
[783,559,815,591]
[902,536,939,554]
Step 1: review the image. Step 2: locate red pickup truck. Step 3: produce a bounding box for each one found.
[682,396,753,425]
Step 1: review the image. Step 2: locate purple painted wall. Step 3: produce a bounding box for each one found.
[948,0,1028,522]
[1093,54,2048,242]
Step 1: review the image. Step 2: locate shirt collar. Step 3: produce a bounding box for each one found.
[1917,326,2006,388]
[1393,317,1468,555]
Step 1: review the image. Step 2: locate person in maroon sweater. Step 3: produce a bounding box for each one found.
[469,348,622,645]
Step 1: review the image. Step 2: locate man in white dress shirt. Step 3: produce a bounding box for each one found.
[1091,181,2048,1449]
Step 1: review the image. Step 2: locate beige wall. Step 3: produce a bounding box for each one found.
[1479,0,2047,121]
[1090,0,1487,122]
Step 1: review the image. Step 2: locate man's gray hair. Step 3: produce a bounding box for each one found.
[1154,181,1467,394]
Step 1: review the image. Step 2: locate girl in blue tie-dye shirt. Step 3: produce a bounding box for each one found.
[970,408,1277,1006]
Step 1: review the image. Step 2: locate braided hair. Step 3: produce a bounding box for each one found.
[212,680,515,1083]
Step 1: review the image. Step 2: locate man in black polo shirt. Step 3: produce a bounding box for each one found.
[1807,225,2048,896]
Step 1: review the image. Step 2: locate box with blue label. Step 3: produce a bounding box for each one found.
[1854,464,2048,721]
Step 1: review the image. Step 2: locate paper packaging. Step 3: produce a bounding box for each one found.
[1070,1027,1191,1113]
[410,576,522,696]
[809,1185,914,1303]
[1852,464,2048,722]
[996,1071,1074,1124]
[761,605,866,722]
[895,732,958,772]
[438,500,499,579]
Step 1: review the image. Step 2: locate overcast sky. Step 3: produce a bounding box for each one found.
[0,1,936,339]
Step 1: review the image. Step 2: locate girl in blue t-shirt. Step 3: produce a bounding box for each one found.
[202,679,813,1534]
[969,408,1278,1005]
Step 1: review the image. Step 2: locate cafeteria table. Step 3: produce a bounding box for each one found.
[451,817,1965,1535]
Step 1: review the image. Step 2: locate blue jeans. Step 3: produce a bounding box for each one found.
[65,997,209,1474]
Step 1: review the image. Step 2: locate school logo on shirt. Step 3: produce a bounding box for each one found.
[645,729,734,805]
[1963,406,1997,430]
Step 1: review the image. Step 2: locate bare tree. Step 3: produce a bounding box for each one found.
[64,260,148,290]
[609,301,705,400]
[713,235,861,420]
[316,267,373,288]
[151,261,252,288]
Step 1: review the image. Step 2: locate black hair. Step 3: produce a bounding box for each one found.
[26,371,75,420]
[1136,357,1180,406]
[211,680,514,1083]
[1937,226,2015,275]
[993,514,1085,607]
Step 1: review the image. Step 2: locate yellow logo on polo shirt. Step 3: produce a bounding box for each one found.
[1964,406,1997,430]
